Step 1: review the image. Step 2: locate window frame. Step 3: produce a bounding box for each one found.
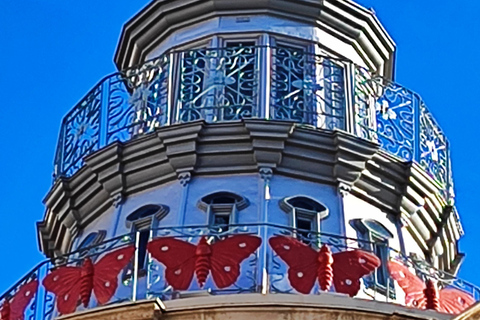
[350,218,395,297]
[269,36,347,129]
[279,195,329,242]
[198,191,249,232]
[76,230,107,251]
[123,204,169,280]
[171,32,347,129]
[175,34,261,123]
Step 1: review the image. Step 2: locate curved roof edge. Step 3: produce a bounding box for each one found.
[113,0,396,78]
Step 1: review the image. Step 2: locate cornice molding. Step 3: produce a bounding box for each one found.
[85,142,125,207]
[38,120,460,264]
[114,0,395,78]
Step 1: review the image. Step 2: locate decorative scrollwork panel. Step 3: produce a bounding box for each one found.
[177,46,258,123]
[106,57,170,144]
[271,46,346,130]
[61,85,102,176]
[354,67,377,141]
[374,80,416,161]
[419,102,448,187]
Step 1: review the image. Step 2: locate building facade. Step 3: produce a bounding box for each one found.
[1,1,478,320]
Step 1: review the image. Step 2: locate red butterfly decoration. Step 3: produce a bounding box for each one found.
[42,245,135,315]
[0,280,38,320]
[269,235,381,296]
[388,260,475,314]
[147,235,261,290]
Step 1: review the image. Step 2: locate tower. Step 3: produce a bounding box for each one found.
[1,1,479,320]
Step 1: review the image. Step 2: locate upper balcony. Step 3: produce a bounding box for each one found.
[52,44,453,202]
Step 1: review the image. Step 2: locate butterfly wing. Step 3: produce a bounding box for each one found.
[332,249,381,297]
[147,237,197,290]
[8,280,39,320]
[0,301,9,320]
[92,245,135,305]
[269,236,319,294]
[209,235,262,288]
[387,260,426,307]
[438,287,475,314]
[43,266,82,314]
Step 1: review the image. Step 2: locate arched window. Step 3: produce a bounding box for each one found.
[123,204,169,280]
[280,196,329,240]
[198,192,249,232]
[350,219,393,294]
[77,230,107,250]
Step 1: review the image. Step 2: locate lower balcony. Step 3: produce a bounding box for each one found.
[2,224,478,320]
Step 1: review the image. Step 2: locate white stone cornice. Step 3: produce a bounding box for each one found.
[114,0,395,78]
[38,120,458,261]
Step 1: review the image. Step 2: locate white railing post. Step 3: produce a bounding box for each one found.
[132,230,140,302]
[258,35,271,119]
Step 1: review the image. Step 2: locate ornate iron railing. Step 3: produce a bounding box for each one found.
[270,46,346,129]
[1,224,478,320]
[354,75,452,199]
[52,45,453,201]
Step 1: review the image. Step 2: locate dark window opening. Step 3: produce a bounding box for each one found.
[123,204,169,282]
[126,204,161,222]
[75,230,107,261]
[77,230,107,250]
[198,192,249,233]
[287,197,326,212]
[137,229,150,270]
[213,214,230,226]
[209,196,236,204]
[373,239,389,287]
[280,196,329,245]
[225,41,256,48]
[296,218,313,241]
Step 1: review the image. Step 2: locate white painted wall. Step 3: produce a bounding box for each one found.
[145,15,366,67]
[267,175,341,234]
[342,194,428,304]
[342,194,400,251]
[74,174,344,248]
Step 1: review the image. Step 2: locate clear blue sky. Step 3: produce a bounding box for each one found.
[0,0,479,294]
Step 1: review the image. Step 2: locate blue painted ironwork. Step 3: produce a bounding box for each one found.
[51,46,454,201]
[58,84,102,177]
[2,224,478,318]
[419,102,449,189]
[270,46,346,129]
[176,46,258,123]
[353,72,454,196]
[53,57,170,179]
[107,56,170,144]
[354,67,377,141]
[355,77,417,161]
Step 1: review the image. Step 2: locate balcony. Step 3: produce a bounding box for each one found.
[52,45,452,200]
[2,223,478,320]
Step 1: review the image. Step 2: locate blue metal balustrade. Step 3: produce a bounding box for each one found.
[52,45,453,201]
[1,224,477,320]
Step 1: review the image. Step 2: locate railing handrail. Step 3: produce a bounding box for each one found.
[3,223,477,302]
